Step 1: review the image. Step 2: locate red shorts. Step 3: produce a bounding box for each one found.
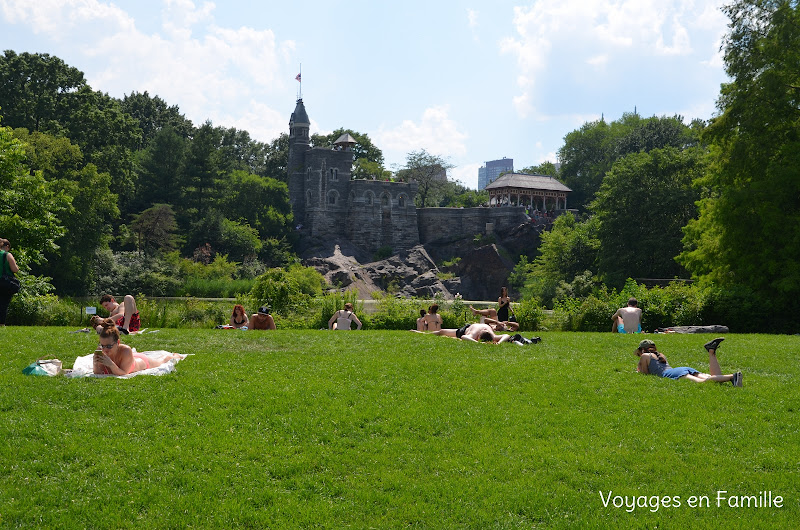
[115,312,141,332]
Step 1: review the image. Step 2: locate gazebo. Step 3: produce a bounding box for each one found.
[485,172,572,211]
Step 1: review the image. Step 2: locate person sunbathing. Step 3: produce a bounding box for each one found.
[635,338,742,386]
[431,322,511,343]
[93,321,181,375]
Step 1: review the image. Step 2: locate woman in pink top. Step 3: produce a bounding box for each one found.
[93,321,181,375]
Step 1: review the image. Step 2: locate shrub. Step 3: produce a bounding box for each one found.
[373,246,393,261]
[366,292,419,330]
[513,299,543,332]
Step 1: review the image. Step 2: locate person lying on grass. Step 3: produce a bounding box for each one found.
[635,338,742,386]
[93,321,182,375]
[429,322,512,344]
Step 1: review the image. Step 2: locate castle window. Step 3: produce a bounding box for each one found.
[365,192,374,206]
[327,190,338,205]
[329,168,338,181]
[306,167,312,180]
[382,194,390,207]
[399,196,406,207]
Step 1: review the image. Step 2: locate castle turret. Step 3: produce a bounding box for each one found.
[288,99,310,223]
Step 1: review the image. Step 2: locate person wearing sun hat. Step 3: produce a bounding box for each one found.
[250,306,276,330]
[635,337,742,386]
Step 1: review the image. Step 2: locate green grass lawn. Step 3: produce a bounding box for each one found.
[1,328,798,528]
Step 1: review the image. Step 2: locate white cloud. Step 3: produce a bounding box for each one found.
[501,0,728,118]
[0,0,133,37]
[451,162,482,189]
[467,8,478,28]
[0,0,296,143]
[376,105,468,158]
[587,54,609,66]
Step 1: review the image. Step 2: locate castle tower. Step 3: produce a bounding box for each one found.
[288,99,310,223]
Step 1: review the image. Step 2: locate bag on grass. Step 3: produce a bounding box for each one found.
[22,359,63,376]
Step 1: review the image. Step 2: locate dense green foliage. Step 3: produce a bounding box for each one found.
[678,0,800,326]
[2,328,797,527]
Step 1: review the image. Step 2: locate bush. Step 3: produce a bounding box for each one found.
[93,250,181,296]
[513,299,543,332]
[365,292,419,330]
[373,246,393,261]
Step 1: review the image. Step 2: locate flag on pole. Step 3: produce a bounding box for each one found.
[295,73,301,82]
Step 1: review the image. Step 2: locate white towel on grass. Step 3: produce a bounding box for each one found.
[68,350,187,379]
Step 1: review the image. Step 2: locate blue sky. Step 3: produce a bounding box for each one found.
[1,0,731,188]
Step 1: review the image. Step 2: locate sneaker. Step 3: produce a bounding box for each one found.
[117,326,129,335]
[529,336,542,344]
[732,371,743,387]
[704,337,725,352]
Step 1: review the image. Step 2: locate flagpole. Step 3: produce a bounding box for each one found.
[299,63,302,100]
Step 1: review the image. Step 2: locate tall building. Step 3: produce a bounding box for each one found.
[478,157,514,190]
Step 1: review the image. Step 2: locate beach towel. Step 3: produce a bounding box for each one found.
[68,350,188,379]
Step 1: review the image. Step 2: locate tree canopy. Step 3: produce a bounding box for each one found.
[679,0,800,317]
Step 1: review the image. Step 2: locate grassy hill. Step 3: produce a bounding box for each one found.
[1,328,797,528]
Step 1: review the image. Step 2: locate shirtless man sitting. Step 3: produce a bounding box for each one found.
[431,322,512,344]
[611,297,642,334]
[100,294,140,334]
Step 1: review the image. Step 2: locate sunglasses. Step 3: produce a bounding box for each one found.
[99,343,116,350]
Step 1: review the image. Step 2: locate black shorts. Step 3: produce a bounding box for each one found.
[456,324,470,339]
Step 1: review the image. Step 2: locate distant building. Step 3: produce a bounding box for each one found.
[478,157,514,190]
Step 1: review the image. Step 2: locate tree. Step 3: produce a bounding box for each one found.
[520,161,559,177]
[263,133,289,182]
[516,214,600,307]
[557,113,698,210]
[180,121,222,225]
[399,150,453,207]
[130,204,182,256]
[0,122,68,266]
[13,128,119,293]
[120,91,193,148]
[311,128,384,166]
[62,87,141,213]
[134,125,186,210]
[0,50,87,133]
[679,0,800,321]
[592,147,704,287]
[217,126,272,177]
[219,170,293,241]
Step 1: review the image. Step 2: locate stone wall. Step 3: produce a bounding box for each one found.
[417,207,528,244]
[346,180,419,252]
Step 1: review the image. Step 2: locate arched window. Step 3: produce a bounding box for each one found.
[381,194,390,207]
[306,190,313,204]
[365,191,374,206]
[329,168,338,181]
[327,190,338,205]
[398,195,406,208]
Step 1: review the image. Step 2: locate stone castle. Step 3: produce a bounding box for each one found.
[287,99,529,255]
